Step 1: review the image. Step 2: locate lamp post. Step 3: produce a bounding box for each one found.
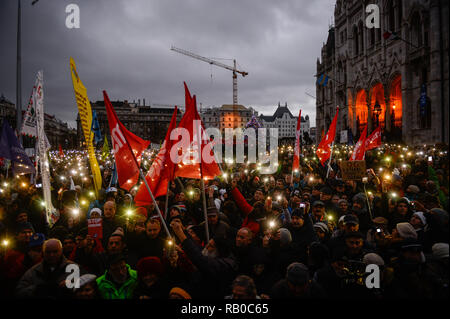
[16,0,40,144]
[373,100,381,131]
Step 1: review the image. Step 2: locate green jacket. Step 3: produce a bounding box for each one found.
[96,264,138,299]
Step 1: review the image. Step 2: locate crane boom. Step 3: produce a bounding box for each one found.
[171,46,248,105]
[171,46,248,77]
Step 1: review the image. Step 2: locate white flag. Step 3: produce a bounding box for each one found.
[34,70,57,226]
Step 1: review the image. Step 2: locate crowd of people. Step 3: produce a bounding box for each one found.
[0,143,448,299]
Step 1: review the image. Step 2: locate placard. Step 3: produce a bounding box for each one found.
[340,160,366,180]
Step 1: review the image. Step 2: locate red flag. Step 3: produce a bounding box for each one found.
[103,90,150,191]
[58,144,64,158]
[292,110,302,172]
[316,107,339,165]
[350,125,367,161]
[172,82,221,179]
[365,126,382,150]
[135,107,178,206]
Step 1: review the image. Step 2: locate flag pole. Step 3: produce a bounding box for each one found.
[197,121,210,243]
[116,120,172,239]
[326,141,334,179]
[326,106,339,179]
[138,168,172,239]
[164,182,170,220]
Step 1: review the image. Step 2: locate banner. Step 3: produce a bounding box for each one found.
[350,125,367,161]
[365,126,382,151]
[292,109,301,173]
[340,160,366,180]
[88,218,103,239]
[20,86,38,137]
[0,120,35,175]
[102,135,110,161]
[69,57,103,195]
[33,71,57,226]
[135,107,178,205]
[173,82,221,179]
[316,107,339,165]
[103,90,150,191]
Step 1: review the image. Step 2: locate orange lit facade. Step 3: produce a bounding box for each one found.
[316,0,448,145]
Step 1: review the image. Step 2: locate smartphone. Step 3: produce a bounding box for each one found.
[36,183,42,188]
[300,203,306,208]
[428,156,432,162]
[376,228,382,233]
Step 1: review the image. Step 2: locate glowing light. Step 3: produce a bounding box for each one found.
[2,240,8,247]
[276,195,282,201]
[390,192,398,198]
[72,208,80,216]
[223,173,228,178]
[167,239,173,246]
[268,220,276,229]
[89,191,95,197]
[126,209,133,217]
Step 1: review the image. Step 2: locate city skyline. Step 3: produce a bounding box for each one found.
[0,0,335,129]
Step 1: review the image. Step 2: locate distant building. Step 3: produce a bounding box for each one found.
[259,102,310,140]
[316,0,449,145]
[0,94,77,149]
[78,99,183,147]
[310,127,317,144]
[200,104,256,133]
[0,94,16,128]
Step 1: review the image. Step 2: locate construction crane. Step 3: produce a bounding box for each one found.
[171,46,248,105]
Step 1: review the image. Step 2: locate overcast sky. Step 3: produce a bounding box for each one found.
[0,0,336,129]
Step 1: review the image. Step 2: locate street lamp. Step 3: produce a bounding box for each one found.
[16,0,40,143]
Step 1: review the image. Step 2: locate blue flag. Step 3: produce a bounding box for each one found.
[317,74,324,85]
[91,110,102,145]
[0,120,35,175]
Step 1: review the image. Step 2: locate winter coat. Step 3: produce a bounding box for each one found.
[96,264,138,299]
[15,256,76,299]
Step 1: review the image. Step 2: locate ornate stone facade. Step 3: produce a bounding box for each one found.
[316,0,448,145]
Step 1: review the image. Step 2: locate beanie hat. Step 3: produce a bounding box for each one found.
[412,211,427,226]
[279,228,292,246]
[338,199,348,206]
[135,206,148,218]
[110,227,125,239]
[207,206,219,216]
[396,222,417,239]
[16,222,35,234]
[313,222,329,234]
[74,274,97,291]
[286,262,309,285]
[107,253,126,268]
[343,214,359,225]
[169,287,192,299]
[88,207,102,219]
[432,243,449,259]
[136,256,163,278]
[406,185,420,194]
[363,253,385,266]
[320,187,333,195]
[29,233,45,248]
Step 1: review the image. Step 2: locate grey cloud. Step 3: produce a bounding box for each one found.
[0,0,336,128]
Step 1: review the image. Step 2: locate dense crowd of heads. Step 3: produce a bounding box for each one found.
[0,143,448,299]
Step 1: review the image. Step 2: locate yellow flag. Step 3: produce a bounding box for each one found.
[69,57,102,195]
